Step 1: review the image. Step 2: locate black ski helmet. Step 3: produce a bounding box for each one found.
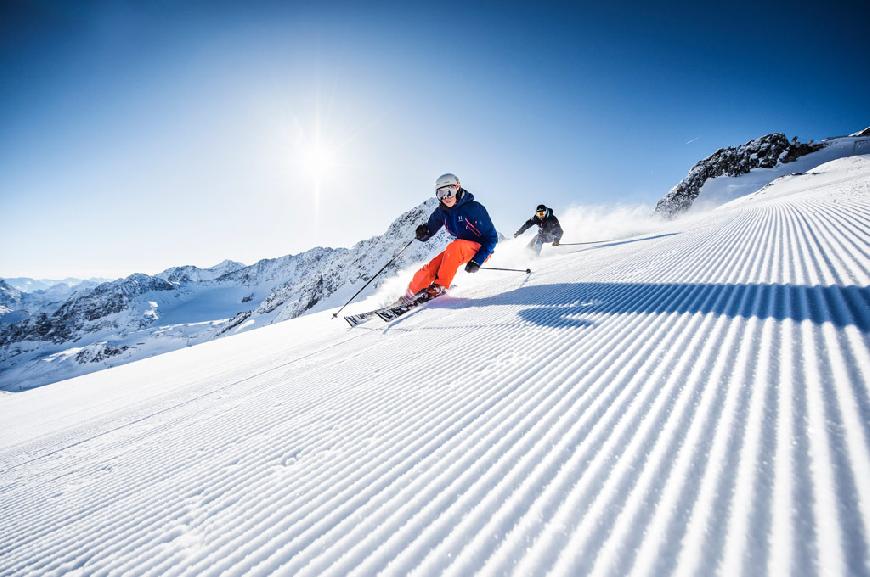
[535,204,547,213]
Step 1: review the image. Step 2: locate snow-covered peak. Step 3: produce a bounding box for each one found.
[158,259,246,285]
[246,198,449,321]
[655,130,870,216]
[90,273,176,298]
[210,259,246,275]
[655,133,823,217]
[216,250,334,286]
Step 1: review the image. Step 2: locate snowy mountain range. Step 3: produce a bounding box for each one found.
[0,277,108,325]
[2,276,108,293]
[655,130,870,216]
[0,199,451,390]
[1,154,867,577]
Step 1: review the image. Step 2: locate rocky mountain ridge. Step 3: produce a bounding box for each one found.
[654,132,824,217]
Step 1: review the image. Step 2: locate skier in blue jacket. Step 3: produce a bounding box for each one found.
[408,173,499,298]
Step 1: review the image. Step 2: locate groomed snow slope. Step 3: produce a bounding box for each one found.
[1,156,868,577]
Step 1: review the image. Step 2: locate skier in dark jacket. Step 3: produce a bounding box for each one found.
[408,173,499,299]
[514,204,564,256]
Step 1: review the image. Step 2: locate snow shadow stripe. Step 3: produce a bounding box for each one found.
[437,283,870,329]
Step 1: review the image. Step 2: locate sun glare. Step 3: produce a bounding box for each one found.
[292,117,344,199]
[305,141,337,182]
[290,118,343,222]
[288,90,376,225]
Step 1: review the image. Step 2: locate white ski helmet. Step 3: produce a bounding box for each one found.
[435,173,460,191]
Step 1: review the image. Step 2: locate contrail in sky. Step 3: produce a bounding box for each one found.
[685,136,700,144]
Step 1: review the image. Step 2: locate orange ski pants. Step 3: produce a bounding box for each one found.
[408,239,482,294]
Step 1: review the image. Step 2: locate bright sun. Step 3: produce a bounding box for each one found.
[306,142,337,182]
[293,122,342,192]
[292,124,344,219]
[289,100,359,220]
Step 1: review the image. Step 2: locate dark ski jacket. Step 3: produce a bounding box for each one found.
[515,207,564,241]
[421,189,499,264]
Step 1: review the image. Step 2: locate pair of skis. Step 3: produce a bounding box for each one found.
[343,290,442,327]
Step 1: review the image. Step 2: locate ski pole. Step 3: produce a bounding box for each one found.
[480,266,532,274]
[332,238,415,319]
[553,239,610,246]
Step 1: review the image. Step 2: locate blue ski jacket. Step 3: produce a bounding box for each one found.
[423,189,499,264]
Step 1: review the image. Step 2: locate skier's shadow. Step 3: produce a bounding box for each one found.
[435,282,870,330]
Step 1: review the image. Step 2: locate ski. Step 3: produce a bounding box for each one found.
[343,297,416,327]
[376,303,417,322]
[343,310,381,327]
[343,288,444,327]
[375,290,443,322]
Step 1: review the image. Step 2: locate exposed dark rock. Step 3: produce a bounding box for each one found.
[75,343,129,364]
[216,311,252,336]
[655,133,825,217]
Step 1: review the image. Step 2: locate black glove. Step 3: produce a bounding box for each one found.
[514,232,520,238]
[465,260,481,273]
[415,224,431,241]
[552,239,560,246]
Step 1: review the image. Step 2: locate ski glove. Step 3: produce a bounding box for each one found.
[465,260,481,273]
[415,224,431,241]
[552,239,560,246]
[514,232,520,238]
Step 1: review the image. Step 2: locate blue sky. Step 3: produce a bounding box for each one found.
[1,0,867,278]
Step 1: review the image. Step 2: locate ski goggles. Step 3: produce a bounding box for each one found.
[436,185,459,200]
[535,210,546,217]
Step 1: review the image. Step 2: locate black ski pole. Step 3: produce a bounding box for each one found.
[332,239,415,319]
[480,266,532,274]
[554,239,609,246]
